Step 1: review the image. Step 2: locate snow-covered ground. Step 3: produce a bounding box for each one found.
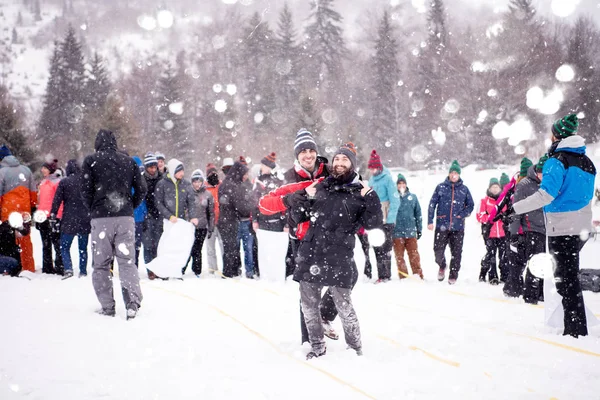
[1,166,600,400]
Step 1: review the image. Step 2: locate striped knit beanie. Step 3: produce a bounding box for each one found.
[154,151,166,161]
[536,154,549,172]
[551,114,578,139]
[261,152,277,169]
[368,150,383,170]
[397,173,407,184]
[144,152,158,167]
[294,128,318,159]
[449,160,461,175]
[488,177,500,188]
[333,142,357,169]
[499,173,510,189]
[191,169,205,182]
[519,157,533,177]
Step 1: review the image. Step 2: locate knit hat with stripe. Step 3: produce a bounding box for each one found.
[368,150,383,170]
[333,142,357,169]
[294,128,318,159]
[144,152,158,167]
[519,157,533,177]
[536,154,549,172]
[261,152,277,169]
[552,114,578,138]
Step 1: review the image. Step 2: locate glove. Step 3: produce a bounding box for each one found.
[509,234,524,253]
[283,190,310,209]
[50,218,61,234]
[207,229,214,239]
[416,231,422,240]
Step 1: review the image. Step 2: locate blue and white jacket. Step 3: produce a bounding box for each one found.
[368,168,400,224]
[513,135,597,236]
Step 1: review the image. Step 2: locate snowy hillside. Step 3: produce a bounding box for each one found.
[1,166,599,399]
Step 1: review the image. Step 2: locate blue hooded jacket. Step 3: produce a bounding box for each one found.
[368,167,400,224]
[428,177,474,231]
[132,156,148,223]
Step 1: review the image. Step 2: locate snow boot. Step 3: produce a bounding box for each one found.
[374,278,390,284]
[95,308,116,317]
[322,319,339,340]
[61,271,74,280]
[126,307,138,320]
[448,278,457,285]
[437,268,445,281]
[306,348,326,360]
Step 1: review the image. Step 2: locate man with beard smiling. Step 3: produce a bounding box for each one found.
[286,142,383,359]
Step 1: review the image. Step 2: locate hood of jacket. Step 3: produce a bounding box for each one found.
[550,135,586,156]
[370,167,392,183]
[94,129,118,152]
[66,160,81,176]
[1,155,20,167]
[167,159,184,183]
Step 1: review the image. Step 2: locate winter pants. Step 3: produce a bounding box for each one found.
[134,222,143,268]
[358,233,372,279]
[549,235,587,338]
[38,220,63,274]
[205,226,223,272]
[504,235,527,298]
[252,227,259,277]
[285,238,295,278]
[16,234,35,272]
[237,220,254,277]
[142,217,163,264]
[522,232,546,304]
[393,237,423,279]
[433,229,464,280]
[300,282,362,354]
[60,233,89,275]
[479,237,507,282]
[184,228,207,276]
[220,222,242,278]
[373,223,394,280]
[0,256,19,276]
[91,217,142,312]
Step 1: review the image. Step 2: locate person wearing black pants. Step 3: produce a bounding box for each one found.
[357,228,372,279]
[522,232,546,304]
[38,219,64,274]
[428,160,474,284]
[512,114,596,337]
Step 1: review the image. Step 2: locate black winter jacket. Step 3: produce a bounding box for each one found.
[143,170,163,219]
[51,160,91,235]
[81,130,147,219]
[290,172,383,288]
[509,165,546,235]
[218,162,253,230]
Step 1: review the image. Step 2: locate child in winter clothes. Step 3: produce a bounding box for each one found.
[476,178,507,284]
[392,174,423,279]
[185,170,215,276]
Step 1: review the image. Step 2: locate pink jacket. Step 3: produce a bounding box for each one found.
[38,176,63,219]
[476,196,505,238]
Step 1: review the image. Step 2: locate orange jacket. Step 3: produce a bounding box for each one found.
[0,156,37,221]
[206,184,220,224]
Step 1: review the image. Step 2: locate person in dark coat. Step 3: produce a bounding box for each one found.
[81,129,147,319]
[218,161,253,278]
[427,160,474,284]
[287,142,383,359]
[141,153,163,278]
[505,155,548,302]
[184,169,215,276]
[512,114,596,338]
[258,128,339,343]
[0,218,31,276]
[154,159,198,223]
[50,159,91,279]
[252,152,285,233]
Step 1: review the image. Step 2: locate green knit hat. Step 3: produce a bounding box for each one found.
[488,177,500,188]
[397,173,407,184]
[499,173,510,188]
[449,160,461,175]
[520,157,533,177]
[552,114,579,138]
[536,153,549,172]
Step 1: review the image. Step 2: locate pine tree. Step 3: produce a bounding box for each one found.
[371,11,399,159]
[428,0,448,55]
[37,42,65,152]
[17,12,23,26]
[303,0,346,87]
[297,95,322,146]
[0,86,35,166]
[34,0,41,22]
[84,52,111,111]
[275,2,299,106]
[11,28,18,44]
[155,64,193,165]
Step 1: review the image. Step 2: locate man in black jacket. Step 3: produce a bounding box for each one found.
[81,129,147,319]
[218,161,253,278]
[141,153,163,276]
[287,142,383,359]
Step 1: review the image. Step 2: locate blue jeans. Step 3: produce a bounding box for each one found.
[0,256,19,276]
[61,233,89,274]
[237,220,254,277]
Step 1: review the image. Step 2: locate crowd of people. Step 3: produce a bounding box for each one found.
[0,113,598,348]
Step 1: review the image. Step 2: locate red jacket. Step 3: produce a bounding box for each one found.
[476,195,505,238]
[259,178,324,240]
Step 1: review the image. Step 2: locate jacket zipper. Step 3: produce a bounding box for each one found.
[450,184,455,228]
[175,180,179,218]
[342,199,352,222]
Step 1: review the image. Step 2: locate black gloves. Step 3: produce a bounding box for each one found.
[207,229,214,239]
[50,218,61,234]
[283,190,310,209]
[416,231,422,240]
